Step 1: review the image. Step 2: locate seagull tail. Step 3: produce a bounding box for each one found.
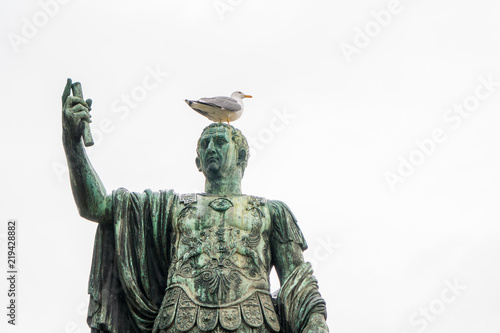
[185,99,193,106]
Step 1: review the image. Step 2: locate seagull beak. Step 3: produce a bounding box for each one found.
[243,95,253,98]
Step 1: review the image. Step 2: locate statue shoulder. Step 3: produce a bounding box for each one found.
[268,199,300,221]
[111,188,178,209]
[178,192,197,205]
[268,199,308,250]
[246,194,267,206]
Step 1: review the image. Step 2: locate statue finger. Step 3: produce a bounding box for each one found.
[62,78,72,107]
[70,104,91,116]
[86,99,93,111]
[74,110,92,123]
[65,96,89,108]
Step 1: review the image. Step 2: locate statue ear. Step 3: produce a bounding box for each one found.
[195,157,202,172]
[237,149,247,166]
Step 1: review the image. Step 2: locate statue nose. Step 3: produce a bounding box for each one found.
[207,140,215,151]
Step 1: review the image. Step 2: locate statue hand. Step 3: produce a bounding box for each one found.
[62,78,92,143]
[303,313,329,333]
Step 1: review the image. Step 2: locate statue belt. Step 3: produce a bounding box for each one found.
[155,286,280,332]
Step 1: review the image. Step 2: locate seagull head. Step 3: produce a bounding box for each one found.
[231,91,252,100]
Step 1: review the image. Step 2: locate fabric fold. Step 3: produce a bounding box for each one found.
[269,200,308,251]
[87,188,175,333]
[277,262,327,333]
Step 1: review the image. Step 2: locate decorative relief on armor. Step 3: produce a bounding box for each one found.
[208,197,234,212]
[243,197,266,278]
[171,195,272,306]
[178,205,197,221]
[199,255,242,300]
[219,305,242,331]
[175,292,198,332]
[174,225,266,300]
[258,293,280,332]
[161,288,280,332]
[247,196,265,218]
[197,307,218,331]
[178,194,197,222]
[157,288,181,330]
[240,293,264,328]
[179,193,197,205]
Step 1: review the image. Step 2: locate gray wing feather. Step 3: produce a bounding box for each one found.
[199,96,241,112]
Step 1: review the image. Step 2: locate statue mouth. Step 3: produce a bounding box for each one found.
[206,156,219,164]
[205,157,220,173]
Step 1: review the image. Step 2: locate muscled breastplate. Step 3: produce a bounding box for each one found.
[154,194,280,332]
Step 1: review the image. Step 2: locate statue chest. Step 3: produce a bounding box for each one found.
[173,194,270,233]
[167,194,273,306]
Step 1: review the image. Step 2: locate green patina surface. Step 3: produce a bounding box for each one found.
[62,79,329,333]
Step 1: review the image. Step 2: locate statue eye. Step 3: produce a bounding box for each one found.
[201,141,208,149]
[216,138,227,145]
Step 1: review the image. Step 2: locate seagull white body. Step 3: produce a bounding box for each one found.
[185,91,252,124]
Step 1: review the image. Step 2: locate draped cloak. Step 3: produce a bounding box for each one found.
[87,188,175,332]
[87,188,327,333]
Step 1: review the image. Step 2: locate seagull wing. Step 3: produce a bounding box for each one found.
[184,99,218,121]
[199,96,242,112]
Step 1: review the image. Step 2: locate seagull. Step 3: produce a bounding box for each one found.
[185,91,252,124]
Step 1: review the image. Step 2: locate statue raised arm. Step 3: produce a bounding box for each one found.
[62,79,112,224]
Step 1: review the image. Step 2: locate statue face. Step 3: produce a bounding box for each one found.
[197,126,238,179]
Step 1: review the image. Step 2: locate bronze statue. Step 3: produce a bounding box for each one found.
[62,79,329,333]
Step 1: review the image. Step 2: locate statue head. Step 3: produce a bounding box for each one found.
[196,123,249,181]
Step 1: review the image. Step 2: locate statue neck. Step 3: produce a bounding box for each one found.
[204,177,242,196]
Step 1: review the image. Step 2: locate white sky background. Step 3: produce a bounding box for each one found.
[1,0,500,331]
